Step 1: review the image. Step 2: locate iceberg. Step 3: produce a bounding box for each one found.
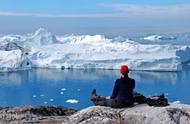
[0,42,31,72]
[0,49,31,72]
[0,28,190,72]
[144,35,176,41]
[26,28,60,47]
[29,35,189,71]
[0,28,59,49]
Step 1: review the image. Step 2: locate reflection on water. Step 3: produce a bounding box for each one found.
[0,66,190,110]
[32,69,119,82]
[0,71,29,86]
[130,71,178,85]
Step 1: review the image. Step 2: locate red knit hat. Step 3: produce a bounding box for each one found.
[120,65,129,75]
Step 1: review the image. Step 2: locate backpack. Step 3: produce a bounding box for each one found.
[146,94,169,107]
[133,92,169,107]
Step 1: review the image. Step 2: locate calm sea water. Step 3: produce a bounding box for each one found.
[0,65,190,110]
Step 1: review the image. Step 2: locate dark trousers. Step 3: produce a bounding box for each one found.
[92,96,133,108]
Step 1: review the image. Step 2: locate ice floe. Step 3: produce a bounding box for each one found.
[61,88,66,91]
[66,99,78,104]
[60,92,64,95]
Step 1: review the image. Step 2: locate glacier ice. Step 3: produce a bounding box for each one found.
[143,35,176,41]
[0,49,31,72]
[0,28,190,72]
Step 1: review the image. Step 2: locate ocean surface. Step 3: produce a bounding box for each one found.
[0,65,190,110]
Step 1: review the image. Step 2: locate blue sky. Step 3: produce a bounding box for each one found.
[0,0,190,36]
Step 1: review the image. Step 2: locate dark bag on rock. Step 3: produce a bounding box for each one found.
[146,94,169,107]
[133,92,147,104]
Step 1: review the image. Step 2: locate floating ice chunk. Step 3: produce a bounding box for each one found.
[40,94,45,97]
[44,101,48,104]
[60,92,64,95]
[172,101,181,104]
[61,88,66,91]
[50,99,54,102]
[66,99,78,104]
[33,95,37,98]
[77,89,81,91]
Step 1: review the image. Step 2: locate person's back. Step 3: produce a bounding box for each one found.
[111,75,135,106]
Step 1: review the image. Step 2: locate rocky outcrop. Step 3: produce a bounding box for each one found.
[63,104,190,124]
[0,106,76,124]
[0,104,190,124]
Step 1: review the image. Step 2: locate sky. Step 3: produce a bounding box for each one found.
[0,0,190,36]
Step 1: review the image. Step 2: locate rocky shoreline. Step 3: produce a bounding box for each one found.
[0,104,190,124]
[0,106,76,124]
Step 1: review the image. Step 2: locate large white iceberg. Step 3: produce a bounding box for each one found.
[0,28,59,49]
[29,40,186,71]
[0,28,190,72]
[0,49,31,72]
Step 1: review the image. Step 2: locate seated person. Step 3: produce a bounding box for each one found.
[91,65,135,108]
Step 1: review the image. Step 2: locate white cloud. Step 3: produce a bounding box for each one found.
[0,11,120,18]
[0,4,190,19]
[100,3,190,19]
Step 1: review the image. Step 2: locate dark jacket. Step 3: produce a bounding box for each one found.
[111,75,135,105]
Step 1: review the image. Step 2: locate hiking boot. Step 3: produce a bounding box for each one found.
[159,93,165,98]
[91,89,100,101]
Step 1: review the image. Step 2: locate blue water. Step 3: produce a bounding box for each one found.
[0,66,190,110]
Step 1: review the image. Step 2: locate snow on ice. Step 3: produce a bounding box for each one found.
[0,28,190,72]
